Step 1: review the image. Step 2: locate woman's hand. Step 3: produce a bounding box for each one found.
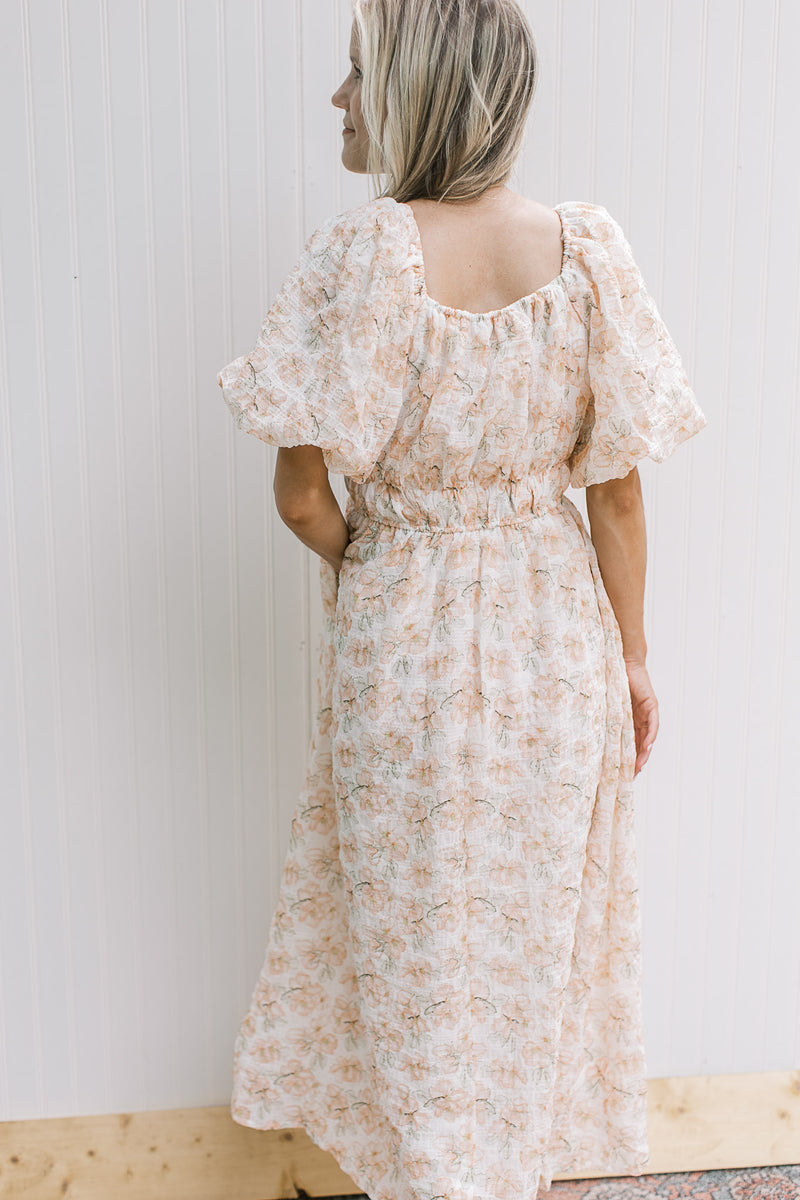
[624,657,659,777]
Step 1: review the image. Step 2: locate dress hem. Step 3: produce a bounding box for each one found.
[229,1103,650,1200]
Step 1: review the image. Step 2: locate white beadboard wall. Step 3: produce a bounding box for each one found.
[1,0,798,1122]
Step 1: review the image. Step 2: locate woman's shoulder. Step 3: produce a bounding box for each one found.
[557,201,641,297]
[298,198,416,291]
[288,198,420,317]
[308,196,403,246]
[558,200,624,245]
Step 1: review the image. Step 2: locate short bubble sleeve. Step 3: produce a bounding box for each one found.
[217,201,422,483]
[566,204,708,488]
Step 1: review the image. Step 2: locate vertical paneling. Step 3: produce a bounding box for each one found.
[1,0,798,1120]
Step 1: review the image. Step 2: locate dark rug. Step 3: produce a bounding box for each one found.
[540,1165,800,1197]
[308,1164,800,1199]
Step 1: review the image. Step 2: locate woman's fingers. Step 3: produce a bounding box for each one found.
[625,660,658,776]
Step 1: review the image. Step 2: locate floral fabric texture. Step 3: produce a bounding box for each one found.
[217,196,708,1200]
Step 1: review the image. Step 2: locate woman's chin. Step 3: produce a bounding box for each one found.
[341,152,368,174]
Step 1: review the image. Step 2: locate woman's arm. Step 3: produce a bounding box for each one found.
[585,467,658,776]
[584,467,647,663]
[273,445,350,574]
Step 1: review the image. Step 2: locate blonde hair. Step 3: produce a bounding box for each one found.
[351,0,538,203]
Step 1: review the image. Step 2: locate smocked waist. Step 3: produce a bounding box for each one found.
[347,466,570,536]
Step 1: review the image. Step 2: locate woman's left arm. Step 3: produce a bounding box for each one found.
[273,445,350,573]
[585,466,659,777]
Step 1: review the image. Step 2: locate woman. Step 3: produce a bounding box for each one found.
[217,1,708,1197]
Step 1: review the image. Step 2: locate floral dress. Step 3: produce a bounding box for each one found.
[217,195,708,1200]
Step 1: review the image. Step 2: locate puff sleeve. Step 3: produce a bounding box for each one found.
[566,204,708,488]
[217,199,420,483]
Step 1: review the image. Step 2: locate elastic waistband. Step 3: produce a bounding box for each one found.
[347,467,570,535]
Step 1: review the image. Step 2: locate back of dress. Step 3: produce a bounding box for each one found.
[217,197,707,1200]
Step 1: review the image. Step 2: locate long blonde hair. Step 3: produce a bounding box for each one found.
[351,0,538,203]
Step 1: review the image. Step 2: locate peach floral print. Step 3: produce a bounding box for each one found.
[217,195,708,1200]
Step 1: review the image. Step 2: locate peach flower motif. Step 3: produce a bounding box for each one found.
[286,976,328,1016]
[489,859,528,890]
[290,888,339,929]
[280,1062,317,1096]
[296,931,347,973]
[364,826,410,869]
[353,875,392,916]
[331,996,362,1028]
[299,793,337,836]
[287,1021,337,1057]
[264,945,291,975]
[330,1055,367,1083]
[423,644,463,681]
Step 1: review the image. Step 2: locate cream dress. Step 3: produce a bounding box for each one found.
[217,195,708,1200]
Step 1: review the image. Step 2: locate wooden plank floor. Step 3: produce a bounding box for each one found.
[1,1070,798,1198]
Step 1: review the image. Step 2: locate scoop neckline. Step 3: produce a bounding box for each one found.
[387,196,572,320]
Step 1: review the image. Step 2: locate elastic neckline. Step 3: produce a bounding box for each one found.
[388,196,573,320]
